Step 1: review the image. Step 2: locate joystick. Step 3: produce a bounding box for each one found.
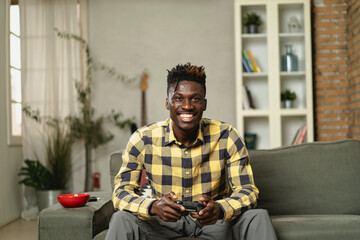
[174,200,206,213]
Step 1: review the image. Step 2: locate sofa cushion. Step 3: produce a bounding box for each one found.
[271,215,360,240]
[93,229,107,240]
[249,140,360,215]
[109,150,123,191]
[109,150,152,198]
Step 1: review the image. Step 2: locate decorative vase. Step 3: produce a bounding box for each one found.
[247,24,258,34]
[281,45,298,72]
[36,189,64,212]
[288,16,301,33]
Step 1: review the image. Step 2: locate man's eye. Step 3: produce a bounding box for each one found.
[174,97,183,102]
[192,97,201,102]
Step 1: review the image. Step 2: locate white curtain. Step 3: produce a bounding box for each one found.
[19,0,82,218]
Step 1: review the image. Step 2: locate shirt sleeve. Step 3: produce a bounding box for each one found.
[112,131,155,221]
[216,127,259,221]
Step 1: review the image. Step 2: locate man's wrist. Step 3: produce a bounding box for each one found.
[216,202,224,219]
[149,200,158,216]
[218,208,224,219]
[213,202,224,219]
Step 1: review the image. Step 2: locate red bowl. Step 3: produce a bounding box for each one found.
[57,193,90,208]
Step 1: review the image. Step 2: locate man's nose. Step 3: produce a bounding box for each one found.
[181,98,193,110]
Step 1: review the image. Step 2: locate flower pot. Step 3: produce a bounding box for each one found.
[36,189,64,212]
[283,100,294,109]
[245,133,257,149]
[247,24,259,34]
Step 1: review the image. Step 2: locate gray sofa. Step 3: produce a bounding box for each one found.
[38,139,360,239]
[250,139,360,239]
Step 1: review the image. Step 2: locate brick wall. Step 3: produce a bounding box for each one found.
[312,0,360,141]
[347,0,360,139]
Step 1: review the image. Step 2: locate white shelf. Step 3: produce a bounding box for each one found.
[279,32,305,38]
[280,109,308,116]
[243,72,268,78]
[235,0,313,149]
[280,71,305,76]
[242,33,267,39]
[241,110,270,117]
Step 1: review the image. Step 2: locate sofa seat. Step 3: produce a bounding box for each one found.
[93,230,107,240]
[272,215,360,240]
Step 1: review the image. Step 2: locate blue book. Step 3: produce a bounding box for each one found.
[243,50,254,72]
[242,52,251,72]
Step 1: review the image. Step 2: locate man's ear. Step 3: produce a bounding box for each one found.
[166,98,170,110]
[203,99,207,111]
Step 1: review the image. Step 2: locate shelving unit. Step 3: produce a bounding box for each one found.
[234,0,313,149]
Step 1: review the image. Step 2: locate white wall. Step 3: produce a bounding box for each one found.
[88,0,236,191]
[0,0,23,227]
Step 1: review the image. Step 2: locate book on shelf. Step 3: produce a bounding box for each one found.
[242,52,251,72]
[247,87,255,109]
[242,86,255,109]
[242,86,250,109]
[247,50,261,72]
[291,128,300,145]
[242,50,262,73]
[297,124,307,144]
[242,50,254,72]
[292,124,307,145]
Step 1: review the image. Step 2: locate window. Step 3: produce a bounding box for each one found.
[5,0,88,146]
[7,0,22,145]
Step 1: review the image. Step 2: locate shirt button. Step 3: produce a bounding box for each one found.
[185,171,190,175]
[184,150,189,155]
[185,189,190,193]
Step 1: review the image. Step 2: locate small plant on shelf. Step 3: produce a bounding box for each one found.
[281,89,297,101]
[243,12,263,33]
[281,89,297,108]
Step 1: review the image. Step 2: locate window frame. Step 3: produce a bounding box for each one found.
[6,0,22,146]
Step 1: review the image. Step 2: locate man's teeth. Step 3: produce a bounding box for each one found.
[180,114,193,118]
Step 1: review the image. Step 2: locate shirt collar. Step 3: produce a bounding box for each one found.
[163,118,204,147]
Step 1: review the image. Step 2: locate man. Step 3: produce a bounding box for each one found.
[106,63,277,240]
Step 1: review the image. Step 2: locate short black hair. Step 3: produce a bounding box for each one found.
[167,62,206,95]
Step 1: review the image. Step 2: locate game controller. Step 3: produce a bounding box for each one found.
[174,200,206,213]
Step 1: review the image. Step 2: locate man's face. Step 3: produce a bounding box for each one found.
[166,80,207,135]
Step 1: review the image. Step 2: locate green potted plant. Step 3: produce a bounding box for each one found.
[281,89,297,108]
[243,12,263,34]
[19,115,73,211]
[55,28,138,191]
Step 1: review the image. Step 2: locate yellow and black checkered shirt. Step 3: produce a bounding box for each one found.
[112,118,259,221]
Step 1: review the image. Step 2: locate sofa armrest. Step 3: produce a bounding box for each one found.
[38,191,114,240]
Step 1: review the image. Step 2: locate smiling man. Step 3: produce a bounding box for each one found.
[106,63,277,240]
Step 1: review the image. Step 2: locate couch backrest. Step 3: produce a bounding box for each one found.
[249,139,360,215]
[109,150,123,191]
[109,140,360,215]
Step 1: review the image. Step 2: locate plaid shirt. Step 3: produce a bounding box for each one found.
[112,118,259,221]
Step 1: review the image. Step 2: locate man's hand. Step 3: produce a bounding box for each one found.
[190,195,224,226]
[149,191,188,222]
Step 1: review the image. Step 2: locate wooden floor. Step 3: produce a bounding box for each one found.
[0,219,37,240]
